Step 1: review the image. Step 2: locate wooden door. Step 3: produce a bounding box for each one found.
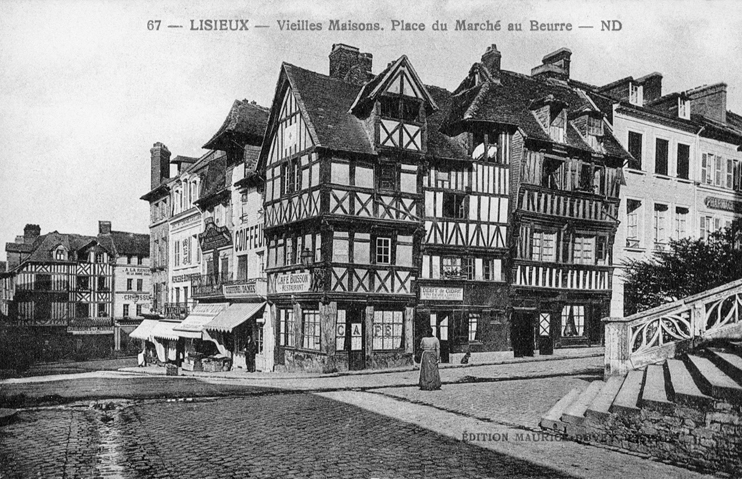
[512,310,535,357]
[347,308,365,370]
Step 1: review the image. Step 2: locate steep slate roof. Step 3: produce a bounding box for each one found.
[99,231,150,257]
[443,69,631,161]
[283,63,375,155]
[202,99,270,150]
[24,232,100,263]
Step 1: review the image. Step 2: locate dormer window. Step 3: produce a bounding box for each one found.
[550,110,566,143]
[55,247,66,261]
[380,96,420,123]
[588,116,603,136]
[678,98,690,119]
[629,83,643,106]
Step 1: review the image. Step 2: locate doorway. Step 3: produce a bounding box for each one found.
[512,310,535,357]
[345,308,365,370]
[431,312,451,363]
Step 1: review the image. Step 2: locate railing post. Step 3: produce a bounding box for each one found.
[603,317,630,378]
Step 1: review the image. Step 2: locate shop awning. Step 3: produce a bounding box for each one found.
[205,302,266,333]
[129,319,159,340]
[151,321,180,341]
[174,303,228,339]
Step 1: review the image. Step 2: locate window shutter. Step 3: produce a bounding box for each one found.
[701,153,707,184]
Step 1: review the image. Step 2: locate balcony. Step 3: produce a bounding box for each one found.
[163,302,189,319]
[518,184,619,223]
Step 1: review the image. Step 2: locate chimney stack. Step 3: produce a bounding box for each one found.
[687,83,727,124]
[531,47,572,81]
[481,44,502,83]
[98,221,112,235]
[150,142,171,190]
[23,224,40,244]
[329,44,373,85]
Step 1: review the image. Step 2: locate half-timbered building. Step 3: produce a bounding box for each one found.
[442,47,630,355]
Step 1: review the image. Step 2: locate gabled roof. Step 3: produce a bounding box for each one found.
[23,232,101,263]
[270,63,376,157]
[202,99,270,150]
[442,68,632,161]
[99,231,150,257]
[349,55,439,114]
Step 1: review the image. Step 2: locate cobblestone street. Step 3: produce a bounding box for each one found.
[0,355,716,479]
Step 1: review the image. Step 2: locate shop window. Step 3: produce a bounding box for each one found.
[561,305,585,337]
[335,310,346,351]
[531,231,556,262]
[280,309,295,347]
[302,310,321,350]
[375,237,391,265]
[372,310,403,350]
[442,193,468,219]
[256,325,264,354]
[468,313,480,341]
[628,131,642,170]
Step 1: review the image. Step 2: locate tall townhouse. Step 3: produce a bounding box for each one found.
[585,77,742,315]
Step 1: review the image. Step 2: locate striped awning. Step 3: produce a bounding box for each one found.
[205,302,266,333]
[151,321,180,341]
[174,303,228,339]
[129,319,159,340]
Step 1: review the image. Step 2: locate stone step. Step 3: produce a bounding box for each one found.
[540,387,582,433]
[686,354,742,404]
[562,381,604,425]
[610,369,643,417]
[640,364,674,414]
[666,359,714,410]
[585,375,624,423]
[708,349,742,385]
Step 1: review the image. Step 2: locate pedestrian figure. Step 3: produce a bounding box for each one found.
[137,346,147,367]
[245,335,257,373]
[418,327,441,390]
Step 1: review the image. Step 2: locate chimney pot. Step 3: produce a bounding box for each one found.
[23,224,41,244]
[481,44,502,82]
[98,221,112,235]
[534,47,572,80]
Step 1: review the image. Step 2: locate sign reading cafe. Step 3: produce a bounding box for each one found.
[274,272,311,294]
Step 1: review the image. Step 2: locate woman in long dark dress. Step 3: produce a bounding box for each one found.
[418,327,442,390]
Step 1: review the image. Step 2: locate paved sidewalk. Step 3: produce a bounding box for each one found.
[319,391,714,479]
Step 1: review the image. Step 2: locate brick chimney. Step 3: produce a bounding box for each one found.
[329,44,373,85]
[532,48,572,81]
[150,142,171,190]
[481,44,502,83]
[23,224,40,244]
[637,73,663,103]
[687,83,727,124]
[98,221,112,235]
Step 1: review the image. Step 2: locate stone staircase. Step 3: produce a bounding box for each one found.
[540,339,742,474]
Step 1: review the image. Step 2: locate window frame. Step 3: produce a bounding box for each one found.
[627,131,643,170]
[375,237,392,265]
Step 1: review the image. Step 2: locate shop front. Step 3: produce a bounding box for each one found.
[416,282,510,363]
[173,303,228,371]
[204,301,269,371]
[150,320,181,364]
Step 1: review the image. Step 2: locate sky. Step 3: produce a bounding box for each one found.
[1,0,741,260]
